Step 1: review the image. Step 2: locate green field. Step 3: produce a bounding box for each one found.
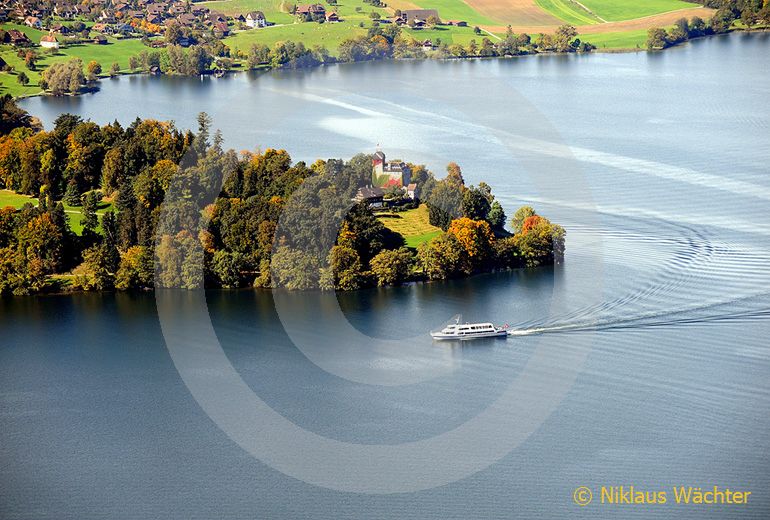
[581,28,651,49]
[1,23,148,97]
[403,25,497,45]
[389,0,499,26]
[535,0,602,25]
[377,204,442,248]
[0,189,113,234]
[201,0,295,23]
[227,21,369,52]
[574,0,693,22]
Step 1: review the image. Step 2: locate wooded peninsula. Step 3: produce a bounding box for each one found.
[0,97,565,295]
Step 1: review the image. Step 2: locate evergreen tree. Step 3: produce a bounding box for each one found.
[81,191,99,236]
[63,180,81,206]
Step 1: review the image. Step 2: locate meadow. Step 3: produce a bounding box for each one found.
[0,189,113,234]
[1,23,146,97]
[574,0,694,22]
[377,204,442,248]
[535,0,601,25]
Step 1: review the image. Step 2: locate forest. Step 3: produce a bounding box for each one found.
[0,96,565,295]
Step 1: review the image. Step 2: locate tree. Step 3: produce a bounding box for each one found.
[109,62,121,77]
[461,185,491,221]
[553,24,577,52]
[427,178,463,230]
[324,244,364,290]
[647,27,669,50]
[510,206,536,233]
[81,190,99,236]
[63,180,81,206]
[741,7,757,28]
[211,250,242,288]
[447,217,494,266]
[115,245,154,289]
[487,200,506,231]
[417,233,463,280]
[512,216,565,267]
[72,245,114,290]
[0,95,34,135]
[445,161,465,186]
[87,60,102,81]
[270,245,321,290]
[369,247,413,286]
[16,72,29,85]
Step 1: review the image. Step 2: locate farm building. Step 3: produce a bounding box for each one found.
[40,34,59,49]
[401,9,439,25]
[246,11,266,27]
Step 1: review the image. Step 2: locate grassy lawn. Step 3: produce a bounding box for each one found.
[577,0,693,22]
[388,0,500,26]
[581,28,651,49]
[227,22,370,52]
[0,189,113,234]
[403,25,496,45]
[1,23,150,97]
[224,0,393,52]
[535,0,602,25]
[377,204,442,248]
[200,0,295,23]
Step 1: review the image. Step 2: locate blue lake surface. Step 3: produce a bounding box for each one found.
[3,32,770,518]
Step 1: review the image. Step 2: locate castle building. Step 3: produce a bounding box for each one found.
[372,150,411,188]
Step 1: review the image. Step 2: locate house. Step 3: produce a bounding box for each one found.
[91,22,113,33]
[325,11,339,22]
[24,15,41,28]
[54,4,75,18]
[445,20,467,27]
[176,12,195,26]
[92,33,107,44]
[40,33,59,49]
[208,12,227,24]
[212,21,229,36]
[352,186,384,208]
[7,29,31,45]
[391,15,405,25]
[245,11,265,27]
[406,183,418,200]
[50,23,70,34]
[401,9,439,25]
[421,39,434,51]
[295,3,325,18]
[372,150,411,187]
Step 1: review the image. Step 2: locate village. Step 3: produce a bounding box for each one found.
[0,0,465,50]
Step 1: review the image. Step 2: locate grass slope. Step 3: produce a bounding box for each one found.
[571,0,692,22]
[580,28,651,49]
[535,0,601,25]
[1,23,147,97]
[377,204,442,248]
[0,189,113,234]
[389,0,499,26]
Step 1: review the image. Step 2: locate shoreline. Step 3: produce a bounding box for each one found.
[12,28,767,101]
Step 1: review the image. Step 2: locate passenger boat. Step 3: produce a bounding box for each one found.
[430,318,509,341]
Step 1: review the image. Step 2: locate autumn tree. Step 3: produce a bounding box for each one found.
[510,206,536,233]
[370,247,413,286]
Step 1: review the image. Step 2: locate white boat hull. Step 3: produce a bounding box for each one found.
[430,330,508,341]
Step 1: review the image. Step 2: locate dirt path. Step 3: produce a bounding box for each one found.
[481,6,715,34]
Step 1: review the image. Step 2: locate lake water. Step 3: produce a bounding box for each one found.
[5,33,770,518]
